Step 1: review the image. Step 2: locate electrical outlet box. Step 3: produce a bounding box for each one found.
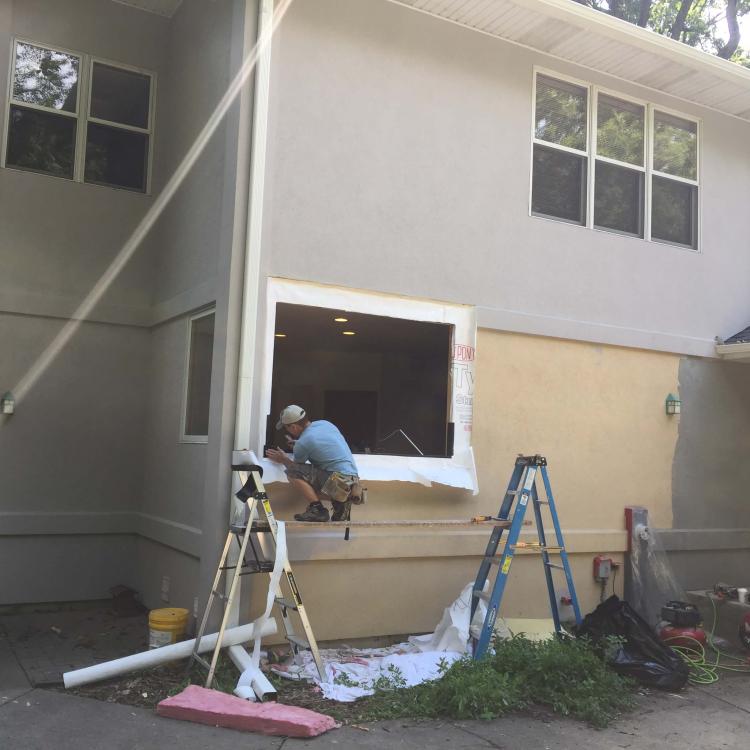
[593,555,613,582]
[161,575,170,603]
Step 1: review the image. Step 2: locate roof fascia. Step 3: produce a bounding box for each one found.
[510,0,750,89]
[715,342,750,361]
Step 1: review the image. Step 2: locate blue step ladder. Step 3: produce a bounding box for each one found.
[470,454,583,659]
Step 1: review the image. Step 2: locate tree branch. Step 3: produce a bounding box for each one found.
[669,0,695,39]
[718,0,741,58]
[638,0,652,27]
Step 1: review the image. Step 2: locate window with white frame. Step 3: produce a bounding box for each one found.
[531,71,699,250]
[182,309,216,442]
[4,40,154,192]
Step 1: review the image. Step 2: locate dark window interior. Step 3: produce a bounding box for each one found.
[185,312,215,437]
[268,304,453,457]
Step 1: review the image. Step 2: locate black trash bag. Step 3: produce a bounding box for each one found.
[574,595,689,690]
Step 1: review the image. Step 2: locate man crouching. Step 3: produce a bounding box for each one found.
[265,405,360,522]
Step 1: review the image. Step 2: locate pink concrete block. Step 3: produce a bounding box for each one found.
[157,685,339,737]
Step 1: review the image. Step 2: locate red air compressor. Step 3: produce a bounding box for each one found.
[658,601,707,649]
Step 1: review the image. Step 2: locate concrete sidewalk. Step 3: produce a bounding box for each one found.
[2,675,750,750]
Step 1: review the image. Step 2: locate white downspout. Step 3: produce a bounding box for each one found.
[235,0,274,450]
[225,0,276,629]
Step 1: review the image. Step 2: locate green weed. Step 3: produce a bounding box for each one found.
[332,635,636,728]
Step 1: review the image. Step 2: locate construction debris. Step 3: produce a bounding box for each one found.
[157,685,339,737]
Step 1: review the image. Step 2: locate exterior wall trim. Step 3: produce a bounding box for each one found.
[477,304,716,357]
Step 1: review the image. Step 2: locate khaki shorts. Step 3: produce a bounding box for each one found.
[286,463,358,503]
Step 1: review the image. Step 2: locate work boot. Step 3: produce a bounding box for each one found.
[331,499,351,522]
[294,502,329,522]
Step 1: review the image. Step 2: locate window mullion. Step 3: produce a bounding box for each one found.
[73,55,91,182]
[588,86,596,229]
[645,104,653,242]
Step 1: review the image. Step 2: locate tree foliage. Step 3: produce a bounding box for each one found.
[581,0,750,65]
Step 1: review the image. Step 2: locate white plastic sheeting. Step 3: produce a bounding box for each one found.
[271,582,487,701]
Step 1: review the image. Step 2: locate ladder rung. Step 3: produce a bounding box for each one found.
[511,544,563,553]
[535,500,549,505]
[286,634,310,650]
[251,522,272,533]
[485,556,504,566]
[275,597,299,611]
[545,562,565,570]
[211,589,228,600]
[472,590,491,603]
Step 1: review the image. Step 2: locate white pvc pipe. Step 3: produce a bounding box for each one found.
[228,644,277,701]
[63,619,277,689]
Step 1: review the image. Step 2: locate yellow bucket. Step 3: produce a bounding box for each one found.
[148,607,189,649]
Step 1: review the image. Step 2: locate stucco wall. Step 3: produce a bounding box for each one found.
[256,328,679,638]
[0,0,235,608]
[0,0,169,322]
[263,0,750,359]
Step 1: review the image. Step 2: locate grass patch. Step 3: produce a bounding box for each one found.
[274,635,637,728]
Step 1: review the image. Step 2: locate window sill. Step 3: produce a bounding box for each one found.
[257,448,478,494]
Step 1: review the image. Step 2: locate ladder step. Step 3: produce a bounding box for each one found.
[485,556,504,566]
[472,590,491,603]
[545,562,565,570]
[286,634,310,650]
[510,544,563,553]
[211,589,228,600]
[275,597,299,611]
[239,561,275,575]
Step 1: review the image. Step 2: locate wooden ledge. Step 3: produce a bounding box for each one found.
[282,518,511,529]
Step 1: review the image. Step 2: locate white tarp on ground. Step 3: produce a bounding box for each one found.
[271,582,487,702]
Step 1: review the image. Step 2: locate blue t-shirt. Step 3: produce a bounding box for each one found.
[293,420,358,475]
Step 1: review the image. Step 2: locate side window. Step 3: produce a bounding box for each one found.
[651,112,698,249]
[3,39,154,192]
[594,95,645,238]
[85,62,152,191]
[6,42,81,179]
[182,310,216,442]
[531,75,588,225]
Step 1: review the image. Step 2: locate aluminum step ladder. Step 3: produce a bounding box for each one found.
[189,459,325,687]
[470,454,582,659]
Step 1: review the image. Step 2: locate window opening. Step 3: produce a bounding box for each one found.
[268,303,454,458]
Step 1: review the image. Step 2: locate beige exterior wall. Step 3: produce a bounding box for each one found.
[252,328,681,641]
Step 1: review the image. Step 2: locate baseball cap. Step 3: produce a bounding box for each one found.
[276,405,306,430]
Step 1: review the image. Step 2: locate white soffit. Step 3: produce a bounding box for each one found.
[110,0,183,17]
[390,0,750,121]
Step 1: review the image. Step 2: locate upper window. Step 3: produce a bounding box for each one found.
[3,40,154,192]
[531,71,699,250]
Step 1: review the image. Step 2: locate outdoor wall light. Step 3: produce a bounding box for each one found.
[342,331,356,336]
[665,393,681,416]
[333,317,348,323]
[1,391,14,415]
[274,333,287,338]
